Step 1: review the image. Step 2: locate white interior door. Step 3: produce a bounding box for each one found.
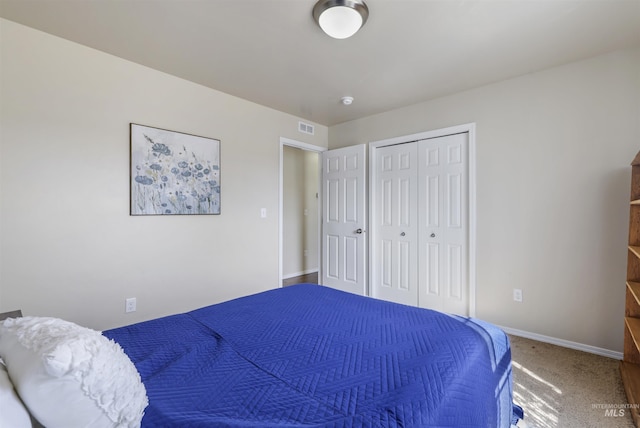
[370,130,471,316]
[418,133,469,315]
[371,143,419,306]
[321,145,367,295]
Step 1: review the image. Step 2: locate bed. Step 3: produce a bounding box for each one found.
[104,283,520,427]
[0,284,522,427]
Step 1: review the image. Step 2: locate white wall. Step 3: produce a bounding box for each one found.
[2,18,638,355]
[0,19,328,330]
[282,146,319,278]
[329,48,640,353]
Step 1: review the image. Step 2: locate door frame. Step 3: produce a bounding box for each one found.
[279,137,327,287]
[368,123,477,316]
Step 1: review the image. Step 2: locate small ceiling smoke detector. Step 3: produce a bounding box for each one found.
[341,96,354,106]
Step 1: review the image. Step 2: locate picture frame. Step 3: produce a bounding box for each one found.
[130,123,221,215]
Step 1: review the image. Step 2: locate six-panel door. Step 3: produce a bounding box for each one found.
[371,133,469,315]
[321,145,367,296]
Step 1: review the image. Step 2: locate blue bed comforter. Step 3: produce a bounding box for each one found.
[104,284,514,427]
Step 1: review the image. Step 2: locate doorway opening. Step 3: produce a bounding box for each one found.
[279,138,326,287]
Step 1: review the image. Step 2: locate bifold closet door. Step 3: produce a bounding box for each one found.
[417,133,469,315]
[372,143,419,306]
[371,133,470,315]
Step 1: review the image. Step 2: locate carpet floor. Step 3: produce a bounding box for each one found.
[509,335,635,428]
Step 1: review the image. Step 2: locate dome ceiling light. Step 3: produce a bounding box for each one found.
[312,0,369,39]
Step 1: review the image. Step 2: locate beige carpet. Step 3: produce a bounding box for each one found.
[510,335,635,428]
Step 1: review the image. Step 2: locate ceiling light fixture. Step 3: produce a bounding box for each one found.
[312,0,369,40]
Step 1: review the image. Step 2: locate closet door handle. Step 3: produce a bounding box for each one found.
[430,233,436,238]
[355,228,363,234]
[400,232,406,237]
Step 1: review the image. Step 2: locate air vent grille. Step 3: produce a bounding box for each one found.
[298,121,315,135]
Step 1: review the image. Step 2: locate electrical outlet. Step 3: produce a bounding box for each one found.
[513,289,523,303]
[125,297,137,313]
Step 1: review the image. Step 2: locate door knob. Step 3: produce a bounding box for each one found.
[355,228,363,234]
[430,233,436,238]
[400,232,406,237]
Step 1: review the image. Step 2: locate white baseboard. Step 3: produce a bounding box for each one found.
[283,269,318,280]
[498,325,623,360]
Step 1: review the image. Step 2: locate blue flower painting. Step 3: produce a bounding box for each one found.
[130,124,220,215]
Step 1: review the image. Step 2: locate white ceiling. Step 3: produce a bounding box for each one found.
[1,0,639,126]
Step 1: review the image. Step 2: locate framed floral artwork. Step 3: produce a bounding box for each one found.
[130,124,220,215]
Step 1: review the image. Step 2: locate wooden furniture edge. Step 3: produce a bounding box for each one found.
[627,318,640,350]
[630,282,640,308]
[620,361,640,427]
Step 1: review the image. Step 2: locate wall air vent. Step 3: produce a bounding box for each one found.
[298,121,315,136]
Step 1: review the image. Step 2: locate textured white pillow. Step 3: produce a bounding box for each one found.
[0,360,32,428]
[0,317,148,428]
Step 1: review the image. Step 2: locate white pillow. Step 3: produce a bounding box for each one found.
[0,317,148,428]
[0,359,32,428]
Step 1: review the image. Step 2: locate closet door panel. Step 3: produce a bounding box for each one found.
[418,134,469,315]
[372,143,418,306]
